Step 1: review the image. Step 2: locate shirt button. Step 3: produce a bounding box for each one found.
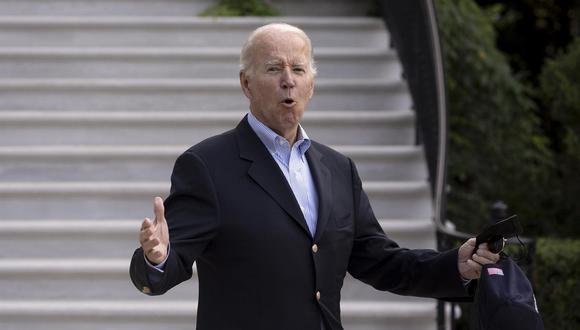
[312,244,318,253]
[278,140,285,146]
[316,291,321,301]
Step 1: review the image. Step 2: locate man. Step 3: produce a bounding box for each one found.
[130,23,498,329]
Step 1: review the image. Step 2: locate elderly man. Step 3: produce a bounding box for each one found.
[130,23,498,329]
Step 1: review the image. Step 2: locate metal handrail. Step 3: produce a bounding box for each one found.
[378,0,449,234]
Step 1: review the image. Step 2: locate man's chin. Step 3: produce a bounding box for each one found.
[279,107,303,119]
[281,115,302,127]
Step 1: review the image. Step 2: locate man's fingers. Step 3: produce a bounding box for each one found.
[142,238,160,252]
[139,231,156,246]
[141,218,152,230]
[138,197,168,264]
[474,242,501,264]
[139,218,154,243]
[476,247,500,261]
[473,252,499,265]
[153,196,166,225]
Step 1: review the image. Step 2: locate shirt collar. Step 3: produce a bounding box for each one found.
[247,112,311,156]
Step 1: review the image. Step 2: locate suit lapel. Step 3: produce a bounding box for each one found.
[235,116,311,237]
[306,143,333,242]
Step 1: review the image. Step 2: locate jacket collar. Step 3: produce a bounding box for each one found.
[305,143,333,242]
[236,115,332,241]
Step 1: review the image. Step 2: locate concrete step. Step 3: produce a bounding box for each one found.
[0,110,415,146]
[0,0,213,16]
[0,216,436,305]
[0,220,139,259]
[0,78,411,111]
[0,145,427,182]
[0,219,435,259]
[0,0,375,17]
[0,257,436,303]
[0,47,402,80]
[0,181,432,220]
[273,0,375,17]
[0,300,436,330]
[0,16,389,48]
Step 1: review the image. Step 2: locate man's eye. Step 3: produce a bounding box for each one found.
[267,67,280,72]
[293,67,306,73]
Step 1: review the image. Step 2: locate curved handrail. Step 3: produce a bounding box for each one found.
[378,0,536,252]
[378,0,449,241]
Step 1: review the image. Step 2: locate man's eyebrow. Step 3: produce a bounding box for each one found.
[264,60,307,66]
[265,60,282,66]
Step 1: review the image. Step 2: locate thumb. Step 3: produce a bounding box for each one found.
[465,237,477,248]
[153,196,166,225]
[459,238,477,261]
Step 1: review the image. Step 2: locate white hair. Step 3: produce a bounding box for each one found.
[239,23,317,77]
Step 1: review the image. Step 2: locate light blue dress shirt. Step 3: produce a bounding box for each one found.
[247,112,319,237]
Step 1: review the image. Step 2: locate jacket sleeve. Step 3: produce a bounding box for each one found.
[346,158,469,299]
[130,150,220,295]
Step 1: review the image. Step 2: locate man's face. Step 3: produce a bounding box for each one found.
[240,32,314,138]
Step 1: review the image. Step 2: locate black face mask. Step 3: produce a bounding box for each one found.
[475,215,522,254]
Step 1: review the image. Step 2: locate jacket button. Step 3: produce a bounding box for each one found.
[142,286,151,294]
[312,244,319,253]
[316,291,321,301]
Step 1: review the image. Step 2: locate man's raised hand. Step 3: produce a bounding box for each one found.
[457,238,501,280]
[139,196,169,265]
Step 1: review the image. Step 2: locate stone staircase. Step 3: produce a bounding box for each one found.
[0,1,437,329]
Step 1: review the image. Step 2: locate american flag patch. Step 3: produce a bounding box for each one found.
[487,268,504,276]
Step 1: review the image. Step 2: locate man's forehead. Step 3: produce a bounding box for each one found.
[255,38,310,61]
[256,31,309,50]
[257,27,307,43]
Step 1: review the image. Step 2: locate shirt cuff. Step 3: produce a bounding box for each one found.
[143,245,170,273]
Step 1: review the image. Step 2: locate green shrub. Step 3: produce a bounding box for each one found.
[435,0,554,235]
[200,0,279,16]
[539,39,580,237]
[534,238,580,329]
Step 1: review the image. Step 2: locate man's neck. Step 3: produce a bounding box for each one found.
[250,112,299,146]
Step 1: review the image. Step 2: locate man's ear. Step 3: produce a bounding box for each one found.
[240,71,252,100]
[308,80,315,99]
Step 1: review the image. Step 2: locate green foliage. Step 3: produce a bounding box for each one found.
[541,39,580,150]
[476,0,577,82]
[200,0,279,17]
[534,238,580,329]
[436,0,554,235]
[538,38,580,237]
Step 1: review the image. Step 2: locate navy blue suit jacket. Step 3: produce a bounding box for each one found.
[130,116,468,329]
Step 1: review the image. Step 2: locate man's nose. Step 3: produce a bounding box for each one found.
[280,68,296,88]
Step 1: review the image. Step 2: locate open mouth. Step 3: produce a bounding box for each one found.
[282,98,296,106]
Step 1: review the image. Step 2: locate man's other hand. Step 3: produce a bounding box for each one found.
[139,196,169,265]
[458,238,500,280]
